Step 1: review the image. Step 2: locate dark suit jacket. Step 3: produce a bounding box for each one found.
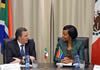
[5,39,36,63]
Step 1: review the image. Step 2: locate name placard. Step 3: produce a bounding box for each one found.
[0,63,20,70]
[93,65,100,70]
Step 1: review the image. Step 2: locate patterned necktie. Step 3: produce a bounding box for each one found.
[20,45,25,57]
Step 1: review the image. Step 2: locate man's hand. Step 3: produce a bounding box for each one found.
[10,57,21,64]
[30,56,35,62]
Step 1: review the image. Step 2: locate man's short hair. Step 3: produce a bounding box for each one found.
[63,25,78,39]
[15,27,27,40]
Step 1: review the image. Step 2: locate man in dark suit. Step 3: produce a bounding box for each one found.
[5,27,36,64]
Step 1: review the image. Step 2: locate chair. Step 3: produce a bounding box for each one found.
[58,37,89,67]
[3,38,14,63]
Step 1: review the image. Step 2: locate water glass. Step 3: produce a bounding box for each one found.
[32,60,38,68]
[80,60,85,69]
[56,63,63,68]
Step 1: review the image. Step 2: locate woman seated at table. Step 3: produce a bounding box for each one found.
[54,25,83,64]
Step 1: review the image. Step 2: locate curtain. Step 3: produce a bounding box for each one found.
[0,0,94,63]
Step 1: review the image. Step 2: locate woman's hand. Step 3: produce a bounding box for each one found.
[61,57,74,64]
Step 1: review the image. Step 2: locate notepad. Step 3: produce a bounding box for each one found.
[56,63,73,66]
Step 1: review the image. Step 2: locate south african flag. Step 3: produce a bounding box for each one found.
[56,47,64,59]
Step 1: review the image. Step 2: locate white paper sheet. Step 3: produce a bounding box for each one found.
[20,64,32,67]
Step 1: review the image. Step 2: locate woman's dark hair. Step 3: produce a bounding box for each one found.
[63,25,78,39]
[15,27,27,40]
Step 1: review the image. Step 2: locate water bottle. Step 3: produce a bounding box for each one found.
[25,52,30,70]
[74,53,80,69]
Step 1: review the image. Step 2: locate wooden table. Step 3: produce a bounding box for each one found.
[21,63,94,70]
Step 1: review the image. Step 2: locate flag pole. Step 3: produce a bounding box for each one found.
[44,48,48,69]
[8,0,13,38]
